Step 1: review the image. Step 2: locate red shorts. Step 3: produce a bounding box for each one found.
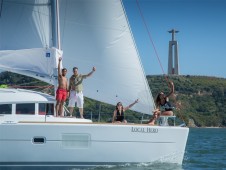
[56,88,67,102]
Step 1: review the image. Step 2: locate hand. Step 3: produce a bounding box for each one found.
[92,67,96,72]
[67,92,70,98]
[152,109,159,113]
[59,57,62,62]
[135,99,139,103]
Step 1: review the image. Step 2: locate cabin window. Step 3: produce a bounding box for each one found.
[39,103,54,115]
[0,104,12,114]
[16,103,35,115]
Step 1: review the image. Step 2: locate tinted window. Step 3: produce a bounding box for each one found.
[39,103,54,115]
[0,104,12,114]
[16,103,35,115]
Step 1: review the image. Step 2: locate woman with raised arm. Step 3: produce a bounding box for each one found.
[148,81,174,125]
[112,99,139,123]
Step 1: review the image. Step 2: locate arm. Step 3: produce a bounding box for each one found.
[124,99,139,111]
[68,77,73,97]
[58,57,62,77]
[112,110,116,123]
[66,79,70,97]
[68,76,72,91]
[66,78,68,91]
[85,67,96,78]
[165,81,174,98]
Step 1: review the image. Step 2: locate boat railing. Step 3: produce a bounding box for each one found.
[158,116,176,126]
[63,105,70,116]
[60,104,186,126]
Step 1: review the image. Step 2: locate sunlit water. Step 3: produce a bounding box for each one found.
[2,128,226,170]
[183,128,226,170]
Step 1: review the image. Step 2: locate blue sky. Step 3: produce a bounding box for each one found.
[123,0,226,78]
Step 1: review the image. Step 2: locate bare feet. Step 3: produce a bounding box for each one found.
[148,122,155,125]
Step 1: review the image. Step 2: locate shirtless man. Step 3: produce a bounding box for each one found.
[55,57,68,117]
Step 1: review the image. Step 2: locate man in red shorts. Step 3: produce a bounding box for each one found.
[55,57,68,117]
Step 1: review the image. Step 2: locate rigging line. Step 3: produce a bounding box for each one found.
[135,0,181,123]
[13,80,41,86]
[121,0,155,113]
[135,0,169,84]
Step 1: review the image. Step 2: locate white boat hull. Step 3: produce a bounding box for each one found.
[0,122,189,167]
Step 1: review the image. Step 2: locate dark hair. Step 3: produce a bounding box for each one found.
[62,68,67,72]
[73,67,78,71]
[115,102,123,111]
[155,92,165,106]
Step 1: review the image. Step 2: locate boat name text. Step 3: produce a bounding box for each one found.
[131,127,158,133]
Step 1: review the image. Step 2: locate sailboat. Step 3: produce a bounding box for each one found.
[0,0,189,168]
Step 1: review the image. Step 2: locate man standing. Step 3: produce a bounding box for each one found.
[68,66,96,118]
[55,57,68,117]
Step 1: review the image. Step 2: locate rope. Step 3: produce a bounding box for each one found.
[9,80,54,90]
[135,0,187,125]
[135,0,170,86]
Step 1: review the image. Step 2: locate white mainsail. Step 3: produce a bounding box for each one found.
[59,0,155,114]
[0,0,61,84]
[0,0,155,114]
[0,0,51,49]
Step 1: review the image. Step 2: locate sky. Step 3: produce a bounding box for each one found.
[123,0,226,78]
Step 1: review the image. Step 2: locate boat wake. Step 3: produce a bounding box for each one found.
[78,162,183,170]
[0,162,183,170]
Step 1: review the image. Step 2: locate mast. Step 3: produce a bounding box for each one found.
[51,0,61,49]
[51,0,61,99]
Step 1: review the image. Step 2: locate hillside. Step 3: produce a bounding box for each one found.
[147,75,226,127]
[1,71,226,127]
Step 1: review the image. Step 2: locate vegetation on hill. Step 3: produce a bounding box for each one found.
[1,71,226,127]
[0,71,53,94]
[147,75,226,127]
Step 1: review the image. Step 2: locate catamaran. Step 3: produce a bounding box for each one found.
[0,0,189,168]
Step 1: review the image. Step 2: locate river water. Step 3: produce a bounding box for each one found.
[82,128,226,170]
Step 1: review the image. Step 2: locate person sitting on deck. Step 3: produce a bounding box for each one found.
[112,99,139,123]
[148,81,174,125]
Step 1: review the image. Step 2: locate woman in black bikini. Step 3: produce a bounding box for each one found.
[112,99,138,123]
